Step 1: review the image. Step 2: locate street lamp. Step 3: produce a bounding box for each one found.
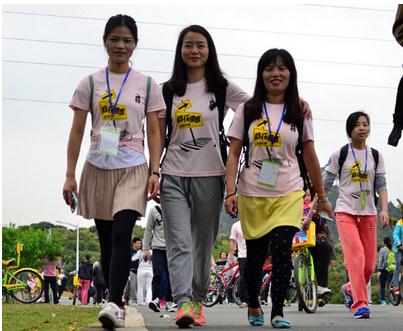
[56,220,80,271]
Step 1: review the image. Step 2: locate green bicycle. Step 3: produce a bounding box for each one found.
[2,242,44,303]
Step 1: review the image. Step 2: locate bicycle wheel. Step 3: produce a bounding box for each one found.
[203,272,222,307]
[232,277,242,306]
[294,253,317,313]
[9,269,44,304]
[389,276,402,306]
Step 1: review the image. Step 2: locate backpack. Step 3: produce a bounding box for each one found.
[161,83,229,164]
[386,248,396,272]
[242,112,315,198]
[337,144,379,205]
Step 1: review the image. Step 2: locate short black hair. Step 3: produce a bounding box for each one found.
[132,237,141,244]
[345,111,370,138]
[103,14,138,44]
[85,254,91,260]
[383,236,392,250]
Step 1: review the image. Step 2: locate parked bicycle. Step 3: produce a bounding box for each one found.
[203,262,241,307]
[2,242,44,303]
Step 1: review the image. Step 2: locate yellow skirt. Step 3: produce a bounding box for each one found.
[238,190,304,240]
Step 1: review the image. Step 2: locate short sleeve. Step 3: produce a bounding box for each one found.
[302,118,314,143]
[147,78,166,115]
[227,103,245,141]
[230,223,237,241]
[225,81,250,111]
[69,76,91,112]
[324,149,341,176]
[376,151,386,175]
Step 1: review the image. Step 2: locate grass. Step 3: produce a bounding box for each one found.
[2,303,100,331]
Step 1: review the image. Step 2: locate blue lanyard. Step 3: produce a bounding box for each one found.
[350,144,368,191]
[105,66,131,127]
[262,102,286,147]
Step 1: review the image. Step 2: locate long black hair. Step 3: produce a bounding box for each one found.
[103,14,138,44]
[165,25,228,96]
[383,237,392,250]
[244,48,302,127]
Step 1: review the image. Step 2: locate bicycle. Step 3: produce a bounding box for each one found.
[203,262,241,307]
[2,242,44,304]
[389,255,403,306]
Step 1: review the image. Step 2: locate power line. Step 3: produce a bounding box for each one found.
[302,4,395,12]
[3,36,401,70]
[3,10,395,42]
[1,96,393,126]
[3,59,397,90]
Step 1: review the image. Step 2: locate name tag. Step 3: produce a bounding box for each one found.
[98,126,121,156]
[258,159,281,187]
[360,191,367,209]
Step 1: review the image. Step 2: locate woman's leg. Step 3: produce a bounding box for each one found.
[268,226,297,320]
[49,276,59,304]
[379,270,388,301]
[81,279,90,304]
[95,220,113,290]
[145,270,153,304]
[137,269,145,305]
[392,250,403,287]
[107,209,138,306]
[43,277,50,303]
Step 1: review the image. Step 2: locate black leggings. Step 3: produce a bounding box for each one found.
[246,226,297,320]
[95,209,139,307]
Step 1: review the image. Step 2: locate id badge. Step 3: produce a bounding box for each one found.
[360,191,367,209]
[258,159,280,187]
[99,126,121,156]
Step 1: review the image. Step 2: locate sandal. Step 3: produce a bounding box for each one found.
[271,316,291,329]
[248,308,264,326]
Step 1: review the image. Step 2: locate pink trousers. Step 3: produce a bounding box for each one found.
[335,212,377,312]
[80,279,91,305]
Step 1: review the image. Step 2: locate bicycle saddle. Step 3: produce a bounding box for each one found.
[2,259,16,267]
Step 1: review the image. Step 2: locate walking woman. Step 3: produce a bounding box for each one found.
[159,25,250,328]
[323,111,389,318]
[63,14,164,329]
[224,48,332,328]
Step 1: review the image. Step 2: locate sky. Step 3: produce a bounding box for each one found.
[2,2,403,229]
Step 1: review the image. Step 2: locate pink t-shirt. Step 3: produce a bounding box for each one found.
[160,79,249,177]
[324,145,385,215]
[230,220,247,258]
[70,68,166,154]
[42,258,61,277]
[228,103,314,197]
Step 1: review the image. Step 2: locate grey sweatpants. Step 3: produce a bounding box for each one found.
[160,175,224,304]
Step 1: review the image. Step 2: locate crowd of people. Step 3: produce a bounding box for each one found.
[60,8,402,331]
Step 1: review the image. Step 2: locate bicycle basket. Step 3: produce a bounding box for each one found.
[292,221,316,249]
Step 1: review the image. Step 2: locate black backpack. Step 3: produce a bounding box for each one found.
[161,83,229,165]
[242,112,315,198]
[337,144,379,205]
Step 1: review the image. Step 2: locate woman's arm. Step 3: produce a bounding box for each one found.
[302,140,333,218]
[146,111,163,200]
[378,190,389,228]
[224,137,243,217]
[63,110,88,206]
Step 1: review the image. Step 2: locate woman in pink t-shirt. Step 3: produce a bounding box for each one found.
[62,14,164,330]
[224,49,331,328]
[323,111,389,319]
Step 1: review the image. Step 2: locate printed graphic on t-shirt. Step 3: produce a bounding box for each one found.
[99,89,128,121]
[350,161,368,183]
[174,98,212,153]
[252,119,281,147]
[351,189,370,200]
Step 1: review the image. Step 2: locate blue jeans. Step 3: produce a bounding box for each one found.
[152,249,172,301]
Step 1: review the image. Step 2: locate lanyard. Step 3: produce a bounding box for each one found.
[350,144,368,192]
[262,102,286,160]
[105,66,131,128]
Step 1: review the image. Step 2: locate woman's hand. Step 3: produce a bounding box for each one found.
[299,97,312,119]
[380,210,389,228]
[147,174,159,201]
[316,200,334,219]
[63,176,77,206]
[224,195,238,218]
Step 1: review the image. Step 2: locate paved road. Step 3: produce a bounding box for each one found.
[85,303,403,331]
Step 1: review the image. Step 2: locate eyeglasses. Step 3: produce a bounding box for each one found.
[107,37,136,46]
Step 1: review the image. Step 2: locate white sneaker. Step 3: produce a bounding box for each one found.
[239,302,248,308]
[148,298,160,312]
[98,302,125,329]
[317,286,332,295]
[166,301,177,312]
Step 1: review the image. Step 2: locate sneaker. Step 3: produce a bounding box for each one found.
[239,302,248,308]
[391,287,400,296]
[341,284,353,311]
[167,302,177,312]
[193,301,206,326]
[380,300,387,305]
[160,298,167,310]
[98,302,126,329]
[148,298,160,312]
[317,286,332,295]
[175,302,194,328]
[354,307,370,319]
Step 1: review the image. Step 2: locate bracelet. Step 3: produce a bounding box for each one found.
[317,196,329,203]
[225,192,236,200]
[150,171,160,178]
